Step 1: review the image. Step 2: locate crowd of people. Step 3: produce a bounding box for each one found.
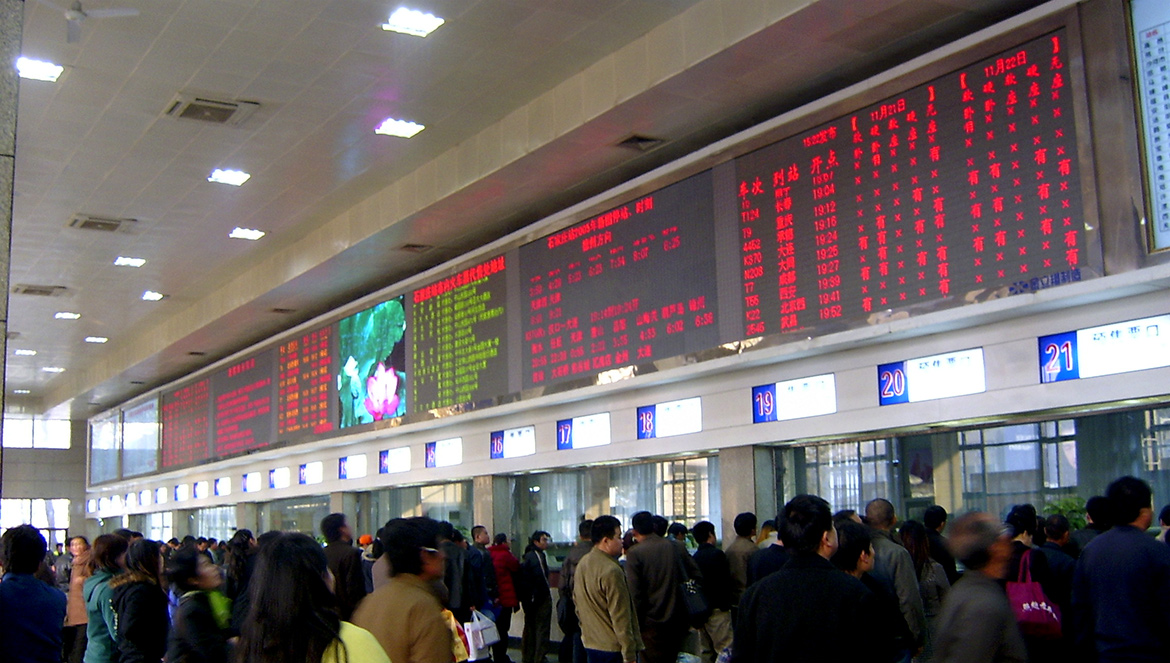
[1,474,1168,663]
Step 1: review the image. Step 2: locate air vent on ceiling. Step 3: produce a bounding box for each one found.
[187,351,206,356]
[6,331,20,340]
[69,215,136,233]
[165,92,260,127]
[616,134,666,152]
[12,284,68,297]
[397,243,435,254]
[270,308,297,315]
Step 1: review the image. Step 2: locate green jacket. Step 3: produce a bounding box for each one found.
[573,547,643,662]
[83,568,120,663]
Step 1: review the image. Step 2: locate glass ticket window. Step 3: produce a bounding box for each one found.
[362,481,473,535]
[506,455,720,560]
[259,496,331,536]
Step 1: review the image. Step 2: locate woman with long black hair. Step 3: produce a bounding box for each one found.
[235,532,390,663]
[110,539,169,663]
[83,534,129,663]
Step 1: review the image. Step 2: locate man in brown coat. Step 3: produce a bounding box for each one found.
[624,511,701,663]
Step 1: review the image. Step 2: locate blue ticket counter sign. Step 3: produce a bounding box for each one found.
[752,374,837,424]
[636,397,702,439]
[1039,314,1170,383]
[556,413,611,450]
[878,348,986,406]
[490,425,537,459]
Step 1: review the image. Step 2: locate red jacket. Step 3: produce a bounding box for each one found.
[488,543,521,608]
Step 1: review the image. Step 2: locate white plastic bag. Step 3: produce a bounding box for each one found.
[464,609,501,660]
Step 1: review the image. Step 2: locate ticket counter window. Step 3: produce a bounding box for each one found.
[259,496,331,536]
[190,506,235,542]
[363,481,472,533]
[508,456,719,545]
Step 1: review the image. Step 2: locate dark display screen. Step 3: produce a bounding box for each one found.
[160,379,211,469]
[89,413,120,484]
[337,296,408,428]
[411,255,509,410]
[734,31,1084,337]
[212,349,276,457]
[519,172,721,388]
[277,325,336,438]
[121,398,159,477]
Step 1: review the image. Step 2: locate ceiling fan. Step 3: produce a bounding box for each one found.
[37,0,140,43]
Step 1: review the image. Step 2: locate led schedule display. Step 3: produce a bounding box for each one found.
[212,350,277,457]
[1132,0,1170,250]
[411,255,509,411]
[121,398,160,477]
[277,325,336,437]
[161,379,211,469]
[520,173,722,388]
[734,31,1088,338]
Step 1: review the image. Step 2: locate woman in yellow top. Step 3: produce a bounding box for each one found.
[235,532,391,663]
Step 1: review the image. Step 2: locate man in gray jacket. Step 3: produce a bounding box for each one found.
[933,512,1027,663]
[865,498,925,654]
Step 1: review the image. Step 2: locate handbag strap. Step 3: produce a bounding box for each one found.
[1017,549,1032,583]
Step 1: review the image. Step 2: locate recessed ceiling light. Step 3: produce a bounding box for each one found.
[13,389,30,394]
[142,291,166,301]
[42,366,66,373]
[16,57,63,82]
[375,118,425,138]
[381,7,444,37]
[13,349,37,356]
[229,227,265,240]
[85,336,109,344]
[54,312,81,320]
[114,256,146,267]
[207,169,251,186]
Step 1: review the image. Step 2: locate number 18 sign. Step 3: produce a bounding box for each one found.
[878,348,986,406]
[636,397,702,439]
[1039,314,1170,383]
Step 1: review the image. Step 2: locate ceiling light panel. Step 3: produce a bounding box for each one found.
[381,8,444,37]
[142,291,166,301]
[114,256,146,267]
[207,169,251,186]
[16,57,63,82]
[229,227,265,240]
[54,312,80,320]
[375,118,425,138]
[13,389,30,395]
[85,336,109,343]
[13,349,36,356]
[42,366,65,373]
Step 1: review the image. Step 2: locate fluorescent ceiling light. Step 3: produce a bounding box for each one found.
[381,7,444,37]
[16,57,63,82]
[13,349,36,356]
[114,256,146,267]
[141,291,166,301]
[375,118,425,138]
[85,336,109,344]
[54,311,81,320]
[13,389,30,395]
[229,227,265,240]
[208,169,251,186]
[42,366,65,373]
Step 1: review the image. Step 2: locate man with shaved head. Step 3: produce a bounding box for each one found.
[866,498,925,657]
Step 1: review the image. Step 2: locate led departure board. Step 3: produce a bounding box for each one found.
[411,255,509,411]
[734,31,1087,337]
[89,412,120,484]
[161,379,211,469]
[520,172,721,388]
[277,325,336,438]
[212,350,277,457]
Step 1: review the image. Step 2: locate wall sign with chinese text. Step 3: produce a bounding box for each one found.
[1039,313,1170,382]
[878,348,986,405]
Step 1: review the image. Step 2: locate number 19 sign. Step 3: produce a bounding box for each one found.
[1039,314,1170,383]
[878,348,986,406]
[752,374,837,423]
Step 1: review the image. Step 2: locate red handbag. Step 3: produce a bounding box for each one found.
[1005,549,1062,639]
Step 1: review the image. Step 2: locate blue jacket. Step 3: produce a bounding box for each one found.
[1072,525,1170,662]
[0,572,67,663]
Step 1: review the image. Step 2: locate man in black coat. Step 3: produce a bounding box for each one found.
[320,513,367,621]
[520,530,553,663]
[731,495,879,662]
[692,521,733,663]
[924,505,960,584]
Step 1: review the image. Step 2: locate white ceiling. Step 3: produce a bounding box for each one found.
[7,0,1049,417]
